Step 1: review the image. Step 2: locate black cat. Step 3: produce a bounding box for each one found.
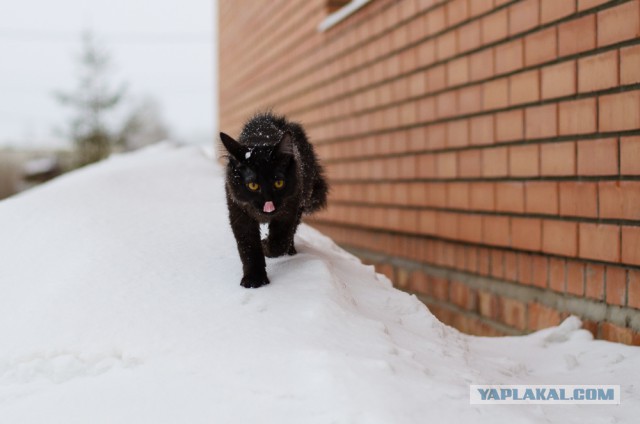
[220,112,328,288]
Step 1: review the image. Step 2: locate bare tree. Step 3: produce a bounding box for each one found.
[117,96,171,151]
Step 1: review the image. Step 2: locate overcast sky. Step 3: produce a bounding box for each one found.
[0,0,217,149]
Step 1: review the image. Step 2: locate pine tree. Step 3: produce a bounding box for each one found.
[55,32,126,167]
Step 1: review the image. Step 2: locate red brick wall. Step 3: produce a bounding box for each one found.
[219,0,640,345]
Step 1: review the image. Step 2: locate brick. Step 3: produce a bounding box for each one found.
[406,270,427,292]
[525,104,558,139]
[437,152,457,177]
[483,78,509,110]
[541,60,576,100]
[470,182,495,211]
[510,70,540,105]
[459,150,482,177]
[504,251,518,281]
[470,0,494,17]
[622,226,640,266]
[416,40,436,68]
[496,39,524,74]
[558,15,596,56]
[417,154,437,178]
[427,124,447,150]
[429,277,449,301]
[446,0,469,26]
[585,264,605,300]
[482,9,509,44]
[509,0,540,36]
[541,0,576,24]
[579,223,621,262]
[458,20,482,53]
[566,261,585,295]
[600,322,634,345]
[447,182,470,209]
[577,138,618,176]
[496,110,524,142]
[540,141,576,176]
[519,252,534,285]
[597,1,640,47]
[470,49,494,81]
[408,72,427,96]
[606,266,627,306]
[526,181,558,215]
[464,247,478,273]
[512,217,542,251]
[532,255,549,288]
[629,270,640,309]
[509,144,539,177]
[578,50,619,92]
[436,91,458,118]
[427,183,447,207]
[599,181,640,220]
[458,85,482,115]
[446,120,469,147]
[427,5,447,35]
[621,136,640,175]
[438,213,458,242]
[427,64,447,91]
[525,27,557,66]
[418,210,437,235]
[447,57,469,87]
[559,98,597,136]
[469,115,495,146]
[491,249,505,278]
[578,0,609,11]
[478,291,500,319]
[459,214,483,243]
[479,248,491,275]
[621,45,640,85]
[543,220,578,256]
[436,31,457,61]
[483,215,511,246]
[599,91,640,132]
[499,297,527,330]
[549,258,566,292]
[495,182,525,213]
[559,182,598,218]
[449,281,477,311]
[482,147,508,177]
[528,303,562,330]
[376,263,395,282]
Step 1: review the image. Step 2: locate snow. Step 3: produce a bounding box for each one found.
[22,157,58,176]
[0,143,638,423]
[317,0,373,32]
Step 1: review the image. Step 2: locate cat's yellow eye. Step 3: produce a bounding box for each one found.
[274,180,285,189]
[247,182,260,191]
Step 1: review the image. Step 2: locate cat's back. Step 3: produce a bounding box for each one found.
[238,112,290,147]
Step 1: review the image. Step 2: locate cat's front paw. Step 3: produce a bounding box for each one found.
[240,273,270,289]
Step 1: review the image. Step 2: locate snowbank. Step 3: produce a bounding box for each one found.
[0,144,638,423]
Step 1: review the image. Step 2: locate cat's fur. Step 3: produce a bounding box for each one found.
[220,112,328,288]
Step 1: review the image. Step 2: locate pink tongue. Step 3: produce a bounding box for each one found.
[263,201,275,213]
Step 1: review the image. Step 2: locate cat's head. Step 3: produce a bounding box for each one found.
[220,131,297,217]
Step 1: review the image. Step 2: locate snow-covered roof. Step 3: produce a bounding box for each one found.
[0,143,638,422]
[22,157,58,176]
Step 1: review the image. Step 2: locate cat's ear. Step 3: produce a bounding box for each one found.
[277,132,294,157]
[220,132,246,161]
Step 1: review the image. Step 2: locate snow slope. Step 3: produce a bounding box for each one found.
[0,144,638,423]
